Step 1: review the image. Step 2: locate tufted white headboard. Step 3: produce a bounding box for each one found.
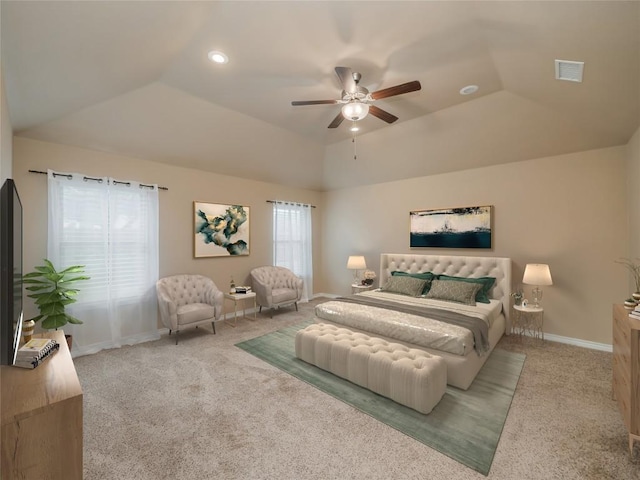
[380,253,512,329]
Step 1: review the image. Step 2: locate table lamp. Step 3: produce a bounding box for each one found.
[347,255,367,284]
[523,263,553,308]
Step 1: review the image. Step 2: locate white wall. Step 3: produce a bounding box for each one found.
[320,146,628,345]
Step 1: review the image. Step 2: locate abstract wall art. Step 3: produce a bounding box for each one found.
[410,205,492,249]
[194,202,250,257]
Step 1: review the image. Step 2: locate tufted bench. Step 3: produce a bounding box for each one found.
[295,323,447,414]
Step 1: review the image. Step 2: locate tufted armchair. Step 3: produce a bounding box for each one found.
[156,274,224,344]
[250,266,304,317]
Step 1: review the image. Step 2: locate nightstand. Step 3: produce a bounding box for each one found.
[351,283,373,294]
[512,304,544,340]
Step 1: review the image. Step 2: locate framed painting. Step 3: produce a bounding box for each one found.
[410,205,492,249]
[194,202,250,257]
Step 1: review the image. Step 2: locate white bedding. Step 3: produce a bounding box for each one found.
[315,290,503,356]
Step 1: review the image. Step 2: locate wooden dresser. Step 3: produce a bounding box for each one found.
[612,304,640,455]
[1,330,83,479]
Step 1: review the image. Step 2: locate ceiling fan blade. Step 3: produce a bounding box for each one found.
[369,105,398,124]
[370,81,421,100]
[335,66,357,94]
[328,112,345,129]
[291,100,339,106]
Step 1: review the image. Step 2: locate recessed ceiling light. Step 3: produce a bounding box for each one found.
[459,85,479,95]
[207,50,228,64]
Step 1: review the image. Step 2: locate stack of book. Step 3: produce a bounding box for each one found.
[14,338,60,369]
[630,304,640,321]
[234,286,252,294]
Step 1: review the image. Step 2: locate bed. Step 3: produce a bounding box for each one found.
[314,253,512,390]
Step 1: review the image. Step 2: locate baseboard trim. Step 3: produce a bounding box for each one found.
[542,332,612,352]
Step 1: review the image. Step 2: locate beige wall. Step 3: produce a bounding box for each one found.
[321,146,629,345]
[0,69,12,181]
[627,127,640,286]
[12,133,633,346]
[12,137,323,323]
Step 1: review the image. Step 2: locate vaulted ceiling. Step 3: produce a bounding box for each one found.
[2,1,639,191]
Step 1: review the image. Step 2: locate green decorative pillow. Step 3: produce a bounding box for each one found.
[381,276,428,297]
[425,279,483,306]
[438,275,496,304]
[391,271,435,294]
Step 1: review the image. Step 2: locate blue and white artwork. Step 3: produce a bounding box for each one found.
[410,206,492,249]
[194,202,249,257]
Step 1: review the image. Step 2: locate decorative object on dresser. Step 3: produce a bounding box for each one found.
[346,255,367,283]
[409,205,492,249]
[624,298,638,311]
[615,257,640,302]
[612,304,640,456]
[155,274,224,344]
[194,202,249,257]
[522,263,552,308]
[13,337,60,369]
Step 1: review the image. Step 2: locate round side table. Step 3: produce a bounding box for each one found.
[512,304,544,340]
[351,283,374,294]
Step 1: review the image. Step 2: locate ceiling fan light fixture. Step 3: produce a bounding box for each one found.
[342,101,369,121]
[207,50,228,64]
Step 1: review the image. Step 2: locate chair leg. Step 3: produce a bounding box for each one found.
[212,321,216,334]
[175,330,179,345]
[259,306,262,313]
[295,302,298,311]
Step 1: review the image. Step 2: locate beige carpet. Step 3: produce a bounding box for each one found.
[75,297,639,479]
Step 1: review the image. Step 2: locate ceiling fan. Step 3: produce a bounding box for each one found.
[291,66,421,129]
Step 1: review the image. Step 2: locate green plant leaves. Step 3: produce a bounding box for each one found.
[23,259,89,330]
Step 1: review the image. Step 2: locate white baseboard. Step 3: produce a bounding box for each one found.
[541,332,612,352]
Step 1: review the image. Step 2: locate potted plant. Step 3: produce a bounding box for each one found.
[23,259,90,349]
[616,257,640,301]
[511,289,524,306]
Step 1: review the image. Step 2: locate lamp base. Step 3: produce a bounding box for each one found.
[532,286,543,308]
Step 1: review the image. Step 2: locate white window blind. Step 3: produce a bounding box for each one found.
[272,201,312,302]
[47,170,159,356]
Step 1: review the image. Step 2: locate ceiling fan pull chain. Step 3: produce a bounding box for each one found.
[352,135,357,160]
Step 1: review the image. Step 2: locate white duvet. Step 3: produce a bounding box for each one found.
[314,290,503,357]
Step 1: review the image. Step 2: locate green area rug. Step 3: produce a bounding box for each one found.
[236,320,525,476]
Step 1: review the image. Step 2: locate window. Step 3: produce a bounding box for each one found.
[47,171,159,355]
[272,201,313,302]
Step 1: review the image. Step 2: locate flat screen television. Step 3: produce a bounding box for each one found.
[1,178,23,365]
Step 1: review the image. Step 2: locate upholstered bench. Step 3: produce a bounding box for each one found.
[294,323,447,414]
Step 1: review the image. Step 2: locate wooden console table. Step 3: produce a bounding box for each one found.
[1,330,83,479]
[612,304,640,456]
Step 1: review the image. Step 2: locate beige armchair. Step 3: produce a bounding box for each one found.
[156,274,224,344]
[250,266,304,317]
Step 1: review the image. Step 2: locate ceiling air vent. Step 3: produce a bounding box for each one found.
[555,59,584,82]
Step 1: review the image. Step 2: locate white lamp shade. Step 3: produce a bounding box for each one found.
[523,264,553,286]
[341,102,369,121]
[347,255,367,270]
